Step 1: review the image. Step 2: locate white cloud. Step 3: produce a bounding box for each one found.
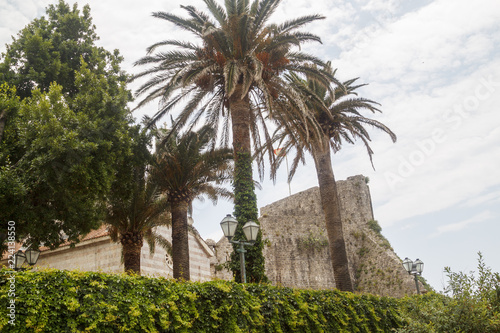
[465,190,500,208]
[361,0,399,13]
[332,0,500,86]
[429,211,494,238]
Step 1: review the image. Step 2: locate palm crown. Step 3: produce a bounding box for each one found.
[106,167,171,275]
[132,0,330,153]
[275,68,397,179]
[150,125,233,206]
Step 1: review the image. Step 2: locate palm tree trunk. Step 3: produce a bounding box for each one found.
[228,85,267,283]
[171,200,190,280]
[312,141,354,292]
[229,85,252,156]
[121,234,143,275]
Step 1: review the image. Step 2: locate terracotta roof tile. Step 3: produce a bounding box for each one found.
[2,225,111,260]
[39,225,110,251]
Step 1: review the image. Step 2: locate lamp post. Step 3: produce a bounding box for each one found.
[403,258,424,294]
[220,214,260,283]
[13,248,41,271]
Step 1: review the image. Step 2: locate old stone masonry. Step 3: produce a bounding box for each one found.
[211,175,424,297]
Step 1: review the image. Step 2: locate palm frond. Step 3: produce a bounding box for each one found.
[223,60,241,97]
[203,0,228,26]
[181,5,213,26]
[236,0,250,15]
[224,0,238,16]
[253,0,281,35]
[146,40,201,54]
[276,15,325,34]
[152,11,202,35]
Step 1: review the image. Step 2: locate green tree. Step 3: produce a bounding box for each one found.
[132,0,331,282]
[0,0,122,99]
[150,125,233,280]
[105,128,171,275]
[0,1,133,250]
[0,84,22,253]
[272,67,396,291]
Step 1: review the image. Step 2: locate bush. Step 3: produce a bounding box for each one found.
[0,269,403,332]
[397,252,500,333]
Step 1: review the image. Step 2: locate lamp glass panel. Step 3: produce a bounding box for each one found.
[25,249,41,266]
[220,220,229,236]
[415,259,424,273]
[402,258,413,273]
[243,221,259,242]
[220,215,238,238]
[14,251,26,269]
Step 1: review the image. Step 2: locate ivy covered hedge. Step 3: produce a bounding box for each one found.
[0,269,403,332]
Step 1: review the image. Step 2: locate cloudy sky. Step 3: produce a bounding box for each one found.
[2,0,499,291]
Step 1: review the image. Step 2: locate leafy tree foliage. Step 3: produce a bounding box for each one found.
[0,83,20,143]
[0,0,122,99]
[0,1,134,250]
[132,0,332,282]
[150,126,233,280]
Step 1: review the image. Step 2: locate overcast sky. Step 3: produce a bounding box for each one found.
[1,0,499,291]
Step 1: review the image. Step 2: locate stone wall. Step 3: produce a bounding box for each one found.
[213,175,424,297]
[139,225,214,281]
[35,237,123,274]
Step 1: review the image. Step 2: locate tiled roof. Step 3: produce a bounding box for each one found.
[39,225,110,252]
[1,225,111,259]
[78,225,110,242]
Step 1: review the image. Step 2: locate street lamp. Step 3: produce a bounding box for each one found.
[220,214,259,283]
[14,250,26,271]
[403,257,424,294]
[14,248,41,271]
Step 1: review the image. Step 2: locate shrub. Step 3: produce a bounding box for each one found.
[397,252,500,333]
[0,269,403,332]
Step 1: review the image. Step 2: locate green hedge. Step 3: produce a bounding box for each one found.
[0,269,403,332]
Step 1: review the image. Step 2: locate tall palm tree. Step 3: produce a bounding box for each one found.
[150,125,233,280]
[131,0,332,282]
[272,67,397,291]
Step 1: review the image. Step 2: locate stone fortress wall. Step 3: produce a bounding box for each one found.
[212,175,423,297]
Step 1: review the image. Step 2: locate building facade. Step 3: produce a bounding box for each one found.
[2,225,214,282]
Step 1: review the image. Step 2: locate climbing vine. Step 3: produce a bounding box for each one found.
[230,152,267,283]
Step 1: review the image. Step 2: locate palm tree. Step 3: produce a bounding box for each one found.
[106,179,172,275]
[105,166,171,276]
[131,0,332,282]
[272,67,397,291]
[150,125,233,280]
[105,127,171,275]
